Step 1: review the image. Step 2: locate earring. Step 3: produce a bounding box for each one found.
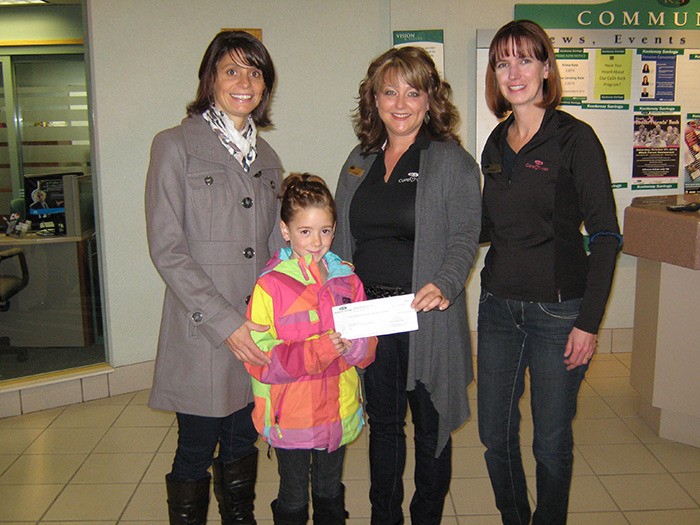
[424,113,431,124]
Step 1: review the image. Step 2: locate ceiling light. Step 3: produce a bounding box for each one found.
[0,0,48,5]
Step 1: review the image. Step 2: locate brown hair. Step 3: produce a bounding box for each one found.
[354,46,461,153]
[280,172,336,225]
[485,20,562,119]
[186,31,275,127]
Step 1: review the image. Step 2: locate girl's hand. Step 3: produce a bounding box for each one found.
[412,283,449,312]
[329,331,351,355]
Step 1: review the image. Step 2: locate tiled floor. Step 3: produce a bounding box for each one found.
[1,352,699,524]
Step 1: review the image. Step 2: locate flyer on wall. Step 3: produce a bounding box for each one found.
[632,112,681,189]
[593,48,632,100]
[393,29,445,78]
[638,51,678,102]
[683,115,700,193]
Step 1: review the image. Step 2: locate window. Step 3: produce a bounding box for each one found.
[0,51,105,382]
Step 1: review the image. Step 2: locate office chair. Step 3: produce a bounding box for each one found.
[0,247,30,362]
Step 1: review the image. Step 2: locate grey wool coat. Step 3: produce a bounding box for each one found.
[146,115,283,417]
[333,139,482,455]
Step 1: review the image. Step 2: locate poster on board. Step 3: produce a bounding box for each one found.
[393,29,445,78]
[632,113,681,188]
[683,115,700,192]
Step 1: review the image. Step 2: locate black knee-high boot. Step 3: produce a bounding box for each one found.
[212,449,258,524]
[165,473,210,524]
[271,499,309,525]
[312,484,348,524]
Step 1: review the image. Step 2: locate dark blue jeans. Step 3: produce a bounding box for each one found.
[171,402,258,481]
[274,446,346,511]
[477,291,587,525]
[364,331,452,525]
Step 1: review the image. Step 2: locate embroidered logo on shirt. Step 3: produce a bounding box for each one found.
[525,159,550,172]
[398,172,419,183]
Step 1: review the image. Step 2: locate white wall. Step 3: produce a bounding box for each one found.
[85,0,634,369]
[85,0,389,366]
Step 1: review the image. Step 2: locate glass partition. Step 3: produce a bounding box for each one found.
[0,57,12,215]
[14,55,90,177]
[0,50,105,382]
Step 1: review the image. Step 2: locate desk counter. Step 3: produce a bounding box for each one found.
[0,230,97,348]
[623,195,700,448]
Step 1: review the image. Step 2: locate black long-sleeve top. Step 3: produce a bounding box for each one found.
[480,109,620,334]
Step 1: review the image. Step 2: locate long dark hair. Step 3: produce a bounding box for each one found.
[187,31,275,127]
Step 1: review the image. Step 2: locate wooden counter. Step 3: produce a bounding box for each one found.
[623,195,700,447]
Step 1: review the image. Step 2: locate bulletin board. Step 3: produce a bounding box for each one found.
[476,0,700,228]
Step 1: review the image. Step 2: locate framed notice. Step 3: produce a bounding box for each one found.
[221,28,262,41]
[393,29,445,78]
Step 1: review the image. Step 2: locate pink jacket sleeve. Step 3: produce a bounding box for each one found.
[245,283,341,384]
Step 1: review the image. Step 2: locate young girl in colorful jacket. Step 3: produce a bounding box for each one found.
[246,172,376,524]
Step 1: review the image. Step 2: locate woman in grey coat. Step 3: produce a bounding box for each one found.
[145,31,282,524]
[333,47,481,525]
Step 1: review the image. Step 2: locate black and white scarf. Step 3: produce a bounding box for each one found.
[202,106,257,172]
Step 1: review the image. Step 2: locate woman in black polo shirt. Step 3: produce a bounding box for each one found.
[333,47,481,525]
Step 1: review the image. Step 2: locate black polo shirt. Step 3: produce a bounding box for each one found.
[349,135,430,291]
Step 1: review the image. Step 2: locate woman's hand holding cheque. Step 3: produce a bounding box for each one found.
[412,283,449,312]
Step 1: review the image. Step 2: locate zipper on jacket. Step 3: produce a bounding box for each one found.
[323,374,330,443]
[274,384,289,439]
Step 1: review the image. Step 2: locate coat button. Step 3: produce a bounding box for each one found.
[204,176,213,186]
[253,171,262,178]
[243,247,255,259]
[192,311,203,322]
[245,295,251,304]
[241,197,253,208]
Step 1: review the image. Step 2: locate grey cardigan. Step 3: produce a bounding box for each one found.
[146,115,283,417]
[333,139,482,454]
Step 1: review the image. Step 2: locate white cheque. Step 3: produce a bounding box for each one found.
[332,294,418,340]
